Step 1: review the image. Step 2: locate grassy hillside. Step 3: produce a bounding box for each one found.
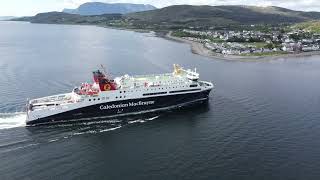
[293,21,320,33]
[126,5,320,27]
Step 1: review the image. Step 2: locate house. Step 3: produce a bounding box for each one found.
[282,45,293,52]
[302,45,319,52]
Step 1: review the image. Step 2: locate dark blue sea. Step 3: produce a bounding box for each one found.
[1,21,320,180]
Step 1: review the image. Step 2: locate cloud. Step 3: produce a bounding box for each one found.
[62,0,94,8]
[2,0,320,17]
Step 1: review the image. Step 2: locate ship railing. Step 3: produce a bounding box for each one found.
[199,81,214,88]
[30,94,72,104]
[31,100,76,111]
[132,73,173,78]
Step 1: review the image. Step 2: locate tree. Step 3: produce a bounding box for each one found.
[265,43,275,49]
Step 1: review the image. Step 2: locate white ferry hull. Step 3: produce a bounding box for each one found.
[26,89,212,126]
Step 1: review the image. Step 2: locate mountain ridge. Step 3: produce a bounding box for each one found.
[125,5,320,26]
[63,2,156,15]
[11,5,320,29]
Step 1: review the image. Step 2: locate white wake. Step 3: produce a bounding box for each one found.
[0,112,26,129]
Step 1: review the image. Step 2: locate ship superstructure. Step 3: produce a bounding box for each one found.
[26,65,214,125]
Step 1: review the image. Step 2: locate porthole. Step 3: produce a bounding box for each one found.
[116,97,118,99]
[98,98,100,100]
[89,99,91,101]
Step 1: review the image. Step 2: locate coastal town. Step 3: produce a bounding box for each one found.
[172,28,320,56]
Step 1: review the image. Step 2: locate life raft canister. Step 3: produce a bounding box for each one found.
[104,84,111,91]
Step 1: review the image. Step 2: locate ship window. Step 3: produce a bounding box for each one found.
[116,96,118,99]
[143,92,167,96]
[169,88,201,94]
[98,98,100,100]
[93,98,96,101]
[120,96,122,98]
[124,91,126,93]
[89,99,91,101]
[120,91,122,93]
[124,96,126,98]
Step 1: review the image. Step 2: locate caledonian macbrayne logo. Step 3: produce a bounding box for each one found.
[100,101,155,110]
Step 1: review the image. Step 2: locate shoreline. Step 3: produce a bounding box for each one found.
[99,25,154,33]
[164,31,320,61]
[10,21,320,61]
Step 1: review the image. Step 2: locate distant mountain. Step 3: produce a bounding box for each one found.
[63,2,156,15]
[0,16,16,20]
[126,5,320,26]
[62,9,75,14]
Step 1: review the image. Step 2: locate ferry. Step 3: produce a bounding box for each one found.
[26,65,214,126]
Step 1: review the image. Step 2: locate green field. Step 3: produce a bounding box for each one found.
[243,42,269,48]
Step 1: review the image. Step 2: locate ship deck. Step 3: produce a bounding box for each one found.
[29,93,75,108]
[118,72,191,89]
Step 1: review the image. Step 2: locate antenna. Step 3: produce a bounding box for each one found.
[100,64,113,80]
[100,64,107,75]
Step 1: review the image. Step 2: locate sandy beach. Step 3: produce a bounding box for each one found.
[164,31,320,61]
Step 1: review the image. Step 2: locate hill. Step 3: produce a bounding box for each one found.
[63,2,156,15]
[292,21,320,33]
[0,16,16,20]
[26,12,123,24]
[11,5,320,30]
[126,5,320,27]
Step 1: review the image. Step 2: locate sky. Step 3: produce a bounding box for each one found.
[1,0,320,17]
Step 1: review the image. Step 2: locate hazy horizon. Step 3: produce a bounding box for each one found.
[0,0,320,17]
